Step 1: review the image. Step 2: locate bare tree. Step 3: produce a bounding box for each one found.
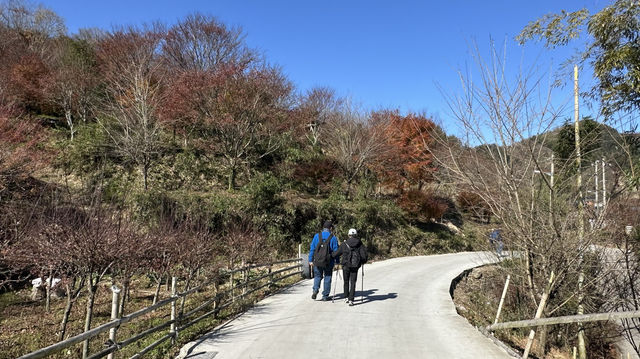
[16,202,85,340]
[162,12,257,72]
[0,0,66,59]
[0,110,50,290]
[96,25,166,191]
[297,86,343,146]
[323,103,389,198]
[72,204,126,359]
[145,221,179,306]
[428,43,614,356]
[224,219,265,266]
[7,193,128,357]
[48,36,98,140]
[173,220,219,314]
[110,220,150,317]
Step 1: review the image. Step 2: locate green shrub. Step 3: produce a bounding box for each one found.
[245,172,284,213]
[372,224,473,258]
[132,189,248,231]
[151,150,218,191]
[351,199,405,240]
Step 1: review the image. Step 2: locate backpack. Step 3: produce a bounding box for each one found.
[313,232,332,268]
[345,243,361,268]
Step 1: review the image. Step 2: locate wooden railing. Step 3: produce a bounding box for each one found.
[18,257,303,359]
[487,309,640,331]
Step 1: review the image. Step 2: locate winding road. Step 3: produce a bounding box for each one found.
[177,252,513,359]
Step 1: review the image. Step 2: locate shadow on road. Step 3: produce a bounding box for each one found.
[352,288,398,305]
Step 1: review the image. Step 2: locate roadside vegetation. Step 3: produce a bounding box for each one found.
[1,0,640,358]
[442,1,640,358]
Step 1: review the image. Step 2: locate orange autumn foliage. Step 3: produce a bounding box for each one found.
[373,111,437,191]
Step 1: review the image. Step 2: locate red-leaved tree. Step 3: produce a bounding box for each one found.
[373,111,437,192]
[162,65,292,190]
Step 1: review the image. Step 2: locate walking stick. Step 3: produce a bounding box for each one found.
[361,264,365,303]
[331,265,340,303]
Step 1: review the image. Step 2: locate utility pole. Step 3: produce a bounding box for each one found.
[602,158,606,207]
[574,64,586,359]
[594,160,599,213]
[550,154,554,189]
[550,153,554,225]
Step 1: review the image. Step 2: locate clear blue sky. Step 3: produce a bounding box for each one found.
[40,0,607,125]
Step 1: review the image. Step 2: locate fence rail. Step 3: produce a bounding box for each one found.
[18,257,304,359]
[487,309,640,331]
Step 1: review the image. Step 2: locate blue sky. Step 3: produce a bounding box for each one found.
[40,0,607,126]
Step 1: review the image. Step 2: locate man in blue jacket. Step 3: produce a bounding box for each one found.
[309,220,340,301]
[489,228,503,256]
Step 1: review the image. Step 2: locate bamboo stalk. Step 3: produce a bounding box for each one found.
[494,275,511,324]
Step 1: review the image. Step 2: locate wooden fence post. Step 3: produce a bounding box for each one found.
[268,264,274,290]
[230,261,234,301]
[213,282,218,319]
[494,275,510,324]
[170,277,177,345]
[242,260,247,296]
[107,285,121,359]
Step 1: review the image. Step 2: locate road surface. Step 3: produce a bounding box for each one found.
[177,252,513,359]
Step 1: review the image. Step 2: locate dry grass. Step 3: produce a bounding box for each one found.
[0,268,302,358]
[451,264,620,359]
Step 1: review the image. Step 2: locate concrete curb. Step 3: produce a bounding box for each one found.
[449,264,520,358]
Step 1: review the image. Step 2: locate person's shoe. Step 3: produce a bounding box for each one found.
[344,298,349,303]
[311,291,318,300]
[321,296,330,301]
[348,300,354,306]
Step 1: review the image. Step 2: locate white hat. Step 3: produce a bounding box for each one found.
[348,228,357,236]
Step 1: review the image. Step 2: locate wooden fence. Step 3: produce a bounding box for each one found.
[18,257,303,359]
[487,309,640,331]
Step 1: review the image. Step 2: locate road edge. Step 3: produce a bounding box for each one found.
[175,277,307,359]
[449,263,521,358]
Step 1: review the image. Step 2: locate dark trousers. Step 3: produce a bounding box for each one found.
[343,266,359,301]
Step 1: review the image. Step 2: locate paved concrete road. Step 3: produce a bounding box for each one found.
[177,252,513,359]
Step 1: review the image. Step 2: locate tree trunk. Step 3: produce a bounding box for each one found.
[45,268,52,312]
[180,269,194,315]
[525,248,536,304]
[228,166,236,191]
[536,324,548,357]
[142,163,149,191]
[65,108,74,141]
[119,276,130,317]
[59,277,83,341]
[152,275,162,305]
[59,282,73,341]
[82,275,97,359]
[80,105,87,123]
